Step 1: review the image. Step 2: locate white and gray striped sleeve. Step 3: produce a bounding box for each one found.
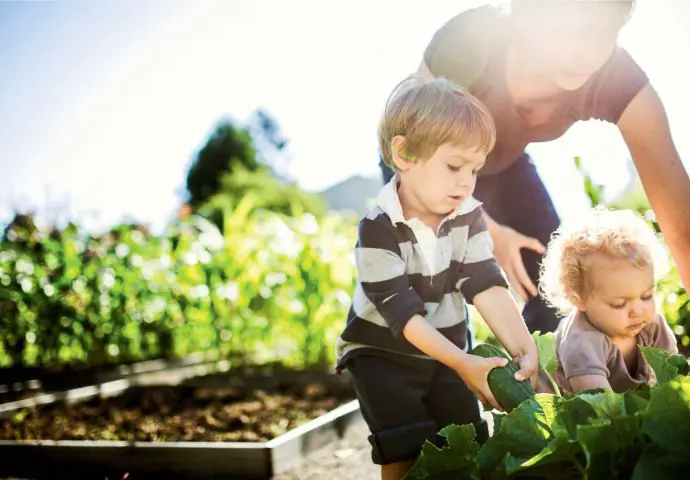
[457,208,508,303]
[355,217,426,338]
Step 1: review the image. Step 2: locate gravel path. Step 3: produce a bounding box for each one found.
[274,420,378,480]
[274,409,493,480]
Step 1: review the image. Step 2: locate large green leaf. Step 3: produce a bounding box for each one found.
[492,411,505,435]
[531,331,558,374]
[403,424,480,480]
[504,435,584,479]
[632,445,690,480]
[573,390,626,420]
[640,375,690,453]
[477,394,559,476]
[623,386,651,416]
[576,414,642,479]
[666,352,690,376]
[639,345,690,385]
[552,395,598,439]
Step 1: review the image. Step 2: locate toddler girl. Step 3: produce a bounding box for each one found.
[539,207,677,393]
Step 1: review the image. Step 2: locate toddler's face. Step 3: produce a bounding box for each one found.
[576,256,656,340]
[402,143,486,219]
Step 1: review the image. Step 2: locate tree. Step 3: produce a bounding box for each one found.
[185,120,258,207]
[185,109,293,207]
[184,110,326,230]
[247,108,289,173]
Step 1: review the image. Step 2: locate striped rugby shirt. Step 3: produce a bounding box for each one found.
[335,176,508,369]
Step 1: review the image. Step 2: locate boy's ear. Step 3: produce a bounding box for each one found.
[391,135,413,172]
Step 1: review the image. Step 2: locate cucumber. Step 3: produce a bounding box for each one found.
[471,343,535,412]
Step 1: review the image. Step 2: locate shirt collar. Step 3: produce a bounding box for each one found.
[375,174,482,226]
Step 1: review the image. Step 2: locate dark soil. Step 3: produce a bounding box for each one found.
[0,370,356,443]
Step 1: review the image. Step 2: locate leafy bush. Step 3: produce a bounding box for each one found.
[405,335,690,479]
[0,199,357,370]
[198,166,328,231]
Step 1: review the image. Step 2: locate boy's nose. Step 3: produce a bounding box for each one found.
[457,174,474,189]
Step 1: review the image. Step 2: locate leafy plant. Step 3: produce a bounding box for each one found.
[0,203,357,370]
[404,335,690,479]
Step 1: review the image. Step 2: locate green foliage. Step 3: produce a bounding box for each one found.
[638,346,690,385]
[404,424,481,480]
[198,166,327,232]
[405,339,690,480]
[185,112,327,233]
[573,156,605,208]
[0,203,357,370]
[532,331,558,375]
[186,120,260,207]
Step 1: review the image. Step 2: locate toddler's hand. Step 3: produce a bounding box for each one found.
[454,354,508,411]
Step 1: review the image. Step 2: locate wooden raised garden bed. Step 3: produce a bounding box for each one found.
[0,353,228,405]
[0,366,363,479]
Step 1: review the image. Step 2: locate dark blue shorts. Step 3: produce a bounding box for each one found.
[379,153,562,333]
[344,353,488,465]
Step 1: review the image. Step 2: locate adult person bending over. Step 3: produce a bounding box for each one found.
[380,0,690,334]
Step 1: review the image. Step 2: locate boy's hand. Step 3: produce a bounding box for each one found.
[453,354,508,411]
[512,350,538,383]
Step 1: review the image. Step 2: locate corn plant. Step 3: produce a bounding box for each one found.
[0,203,357,370]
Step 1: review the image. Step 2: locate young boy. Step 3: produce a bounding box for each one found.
[335,76,538,480]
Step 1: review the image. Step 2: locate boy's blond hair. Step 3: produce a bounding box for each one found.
[539,207,669,315]
[378,75,496,171]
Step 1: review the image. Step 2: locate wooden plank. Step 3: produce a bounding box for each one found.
[0,354,225,408]
[268,399,364,475]
[0,369,362,478]
[0,400,365,479]
[0,440,270,479]
[0,359,230,416]
[0,379,131,417]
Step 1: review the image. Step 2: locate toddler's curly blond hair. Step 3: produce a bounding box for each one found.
[539,207,668,315]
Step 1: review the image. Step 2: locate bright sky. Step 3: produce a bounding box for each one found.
[1,0,689,233]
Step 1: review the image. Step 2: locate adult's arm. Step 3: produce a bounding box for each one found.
[618,84,690,291]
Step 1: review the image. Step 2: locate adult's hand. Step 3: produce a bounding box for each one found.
[491,223,545,303]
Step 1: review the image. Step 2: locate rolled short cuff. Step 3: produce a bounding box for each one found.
[368,420,438,465]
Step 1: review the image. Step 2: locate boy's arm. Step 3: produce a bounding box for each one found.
[402,314,508,410]
[457,207,538,380]
[473,286,538,380]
